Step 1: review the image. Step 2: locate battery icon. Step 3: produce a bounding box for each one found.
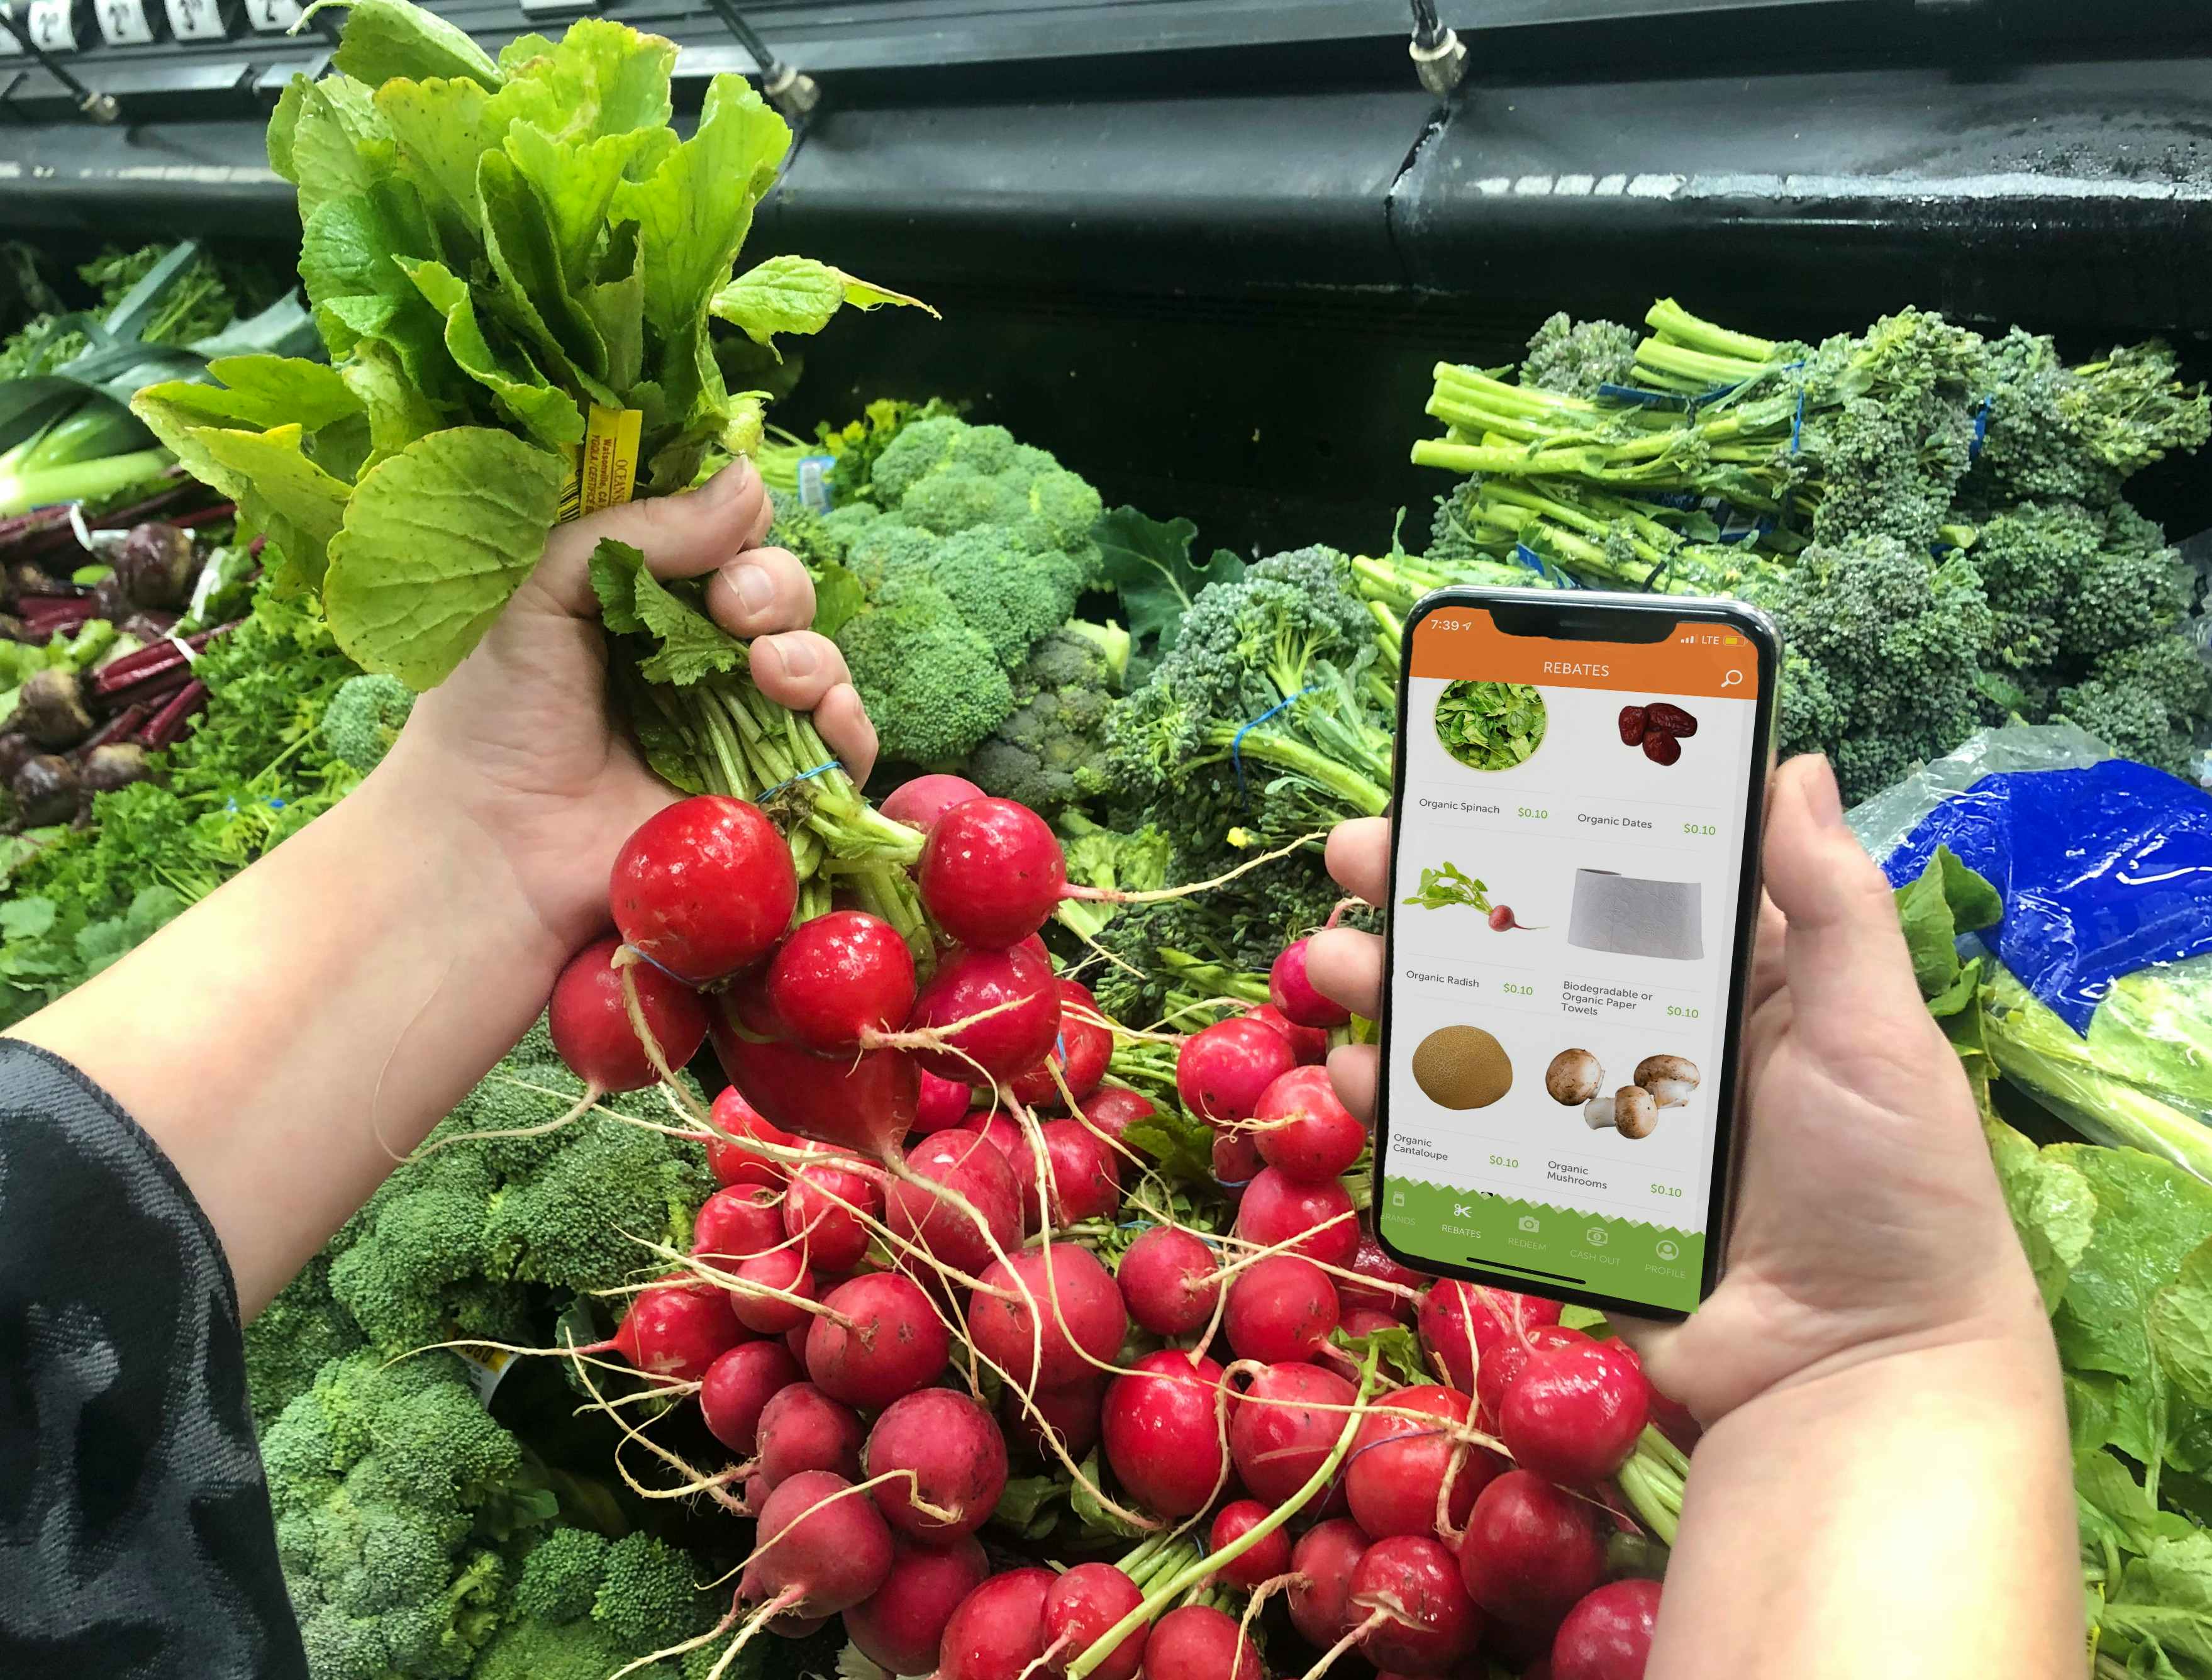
[1722,634,1740,644]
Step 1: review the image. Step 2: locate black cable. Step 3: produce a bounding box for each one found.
[1409,0,1445,49]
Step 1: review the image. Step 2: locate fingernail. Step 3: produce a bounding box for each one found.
[775,638,818,679]
[729,563,774,615]
[1801,755,1845,830]
[703,460,754,503]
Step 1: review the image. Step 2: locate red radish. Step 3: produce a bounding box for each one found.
[1176,1016,1298,1125]
[694,1184,786,1269]
[1229,1360,1357,1505]
[784,1163,881,1272]
[1475,1323,1592,1431]
[784,1323,809,1366]
[1075,1085,1156,1173]
[1212,1130,1263,1191]
[1008,983,1113,1107]
[881,772,984,832]
[1489,904,1544,932]
[847,1534,988,1677]
[548,937,709,1093]
[918,797,1067,950]
[967,1243,1126,1392]
[1225,1252,1340,1364]
[936,1567,1055,1680]
[1145,1605,1263,1680]
[1243,1001,1329,1065]
[1289,1518,1370,1649]
[1418,1282,1563,1393]
[1100,1349,1231,1518]
[804,1273,952,1410]
[862,1388,1009,1544]
[756,1382,865,1486]
[914,1069,973,1135]
[713,1016,919,1160]
[1004,1118,1120,1230]
[1270,937,1352,1028]
[1004,1373,1108,1462]
[611,796,797,983]
[1115,1225,1220,1337]
[600,1281,742,1382]
[1209,1499,1294,1589]
[1459,1470,1606,1628]
[1552,1579,1661,1680]
[962,1108,1026,1161]
[1342,1305,1404,1338]
[1351,1535,1484,1672]
[885,1129,1022,1277]
[904,943,1063,1084]
[1042,1564,1147,1680]
[1237,1167,1357,1268]
[764,911,917,1053]
[728,1248,818,1336]
[706,1085,806,1189]
[740,1467,894,1617]
[1340,1230,1428,1320]
[1500,1338,1650,1485]
[1347,1384,1498,1540]
[1252,1065,1367,1183]
[701,1340,801,1454]
[769,1611,826,1638]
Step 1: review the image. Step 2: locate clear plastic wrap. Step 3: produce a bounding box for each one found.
[1850,726,2212,1178]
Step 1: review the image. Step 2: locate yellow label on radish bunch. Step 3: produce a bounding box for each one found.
[556,404,643,523]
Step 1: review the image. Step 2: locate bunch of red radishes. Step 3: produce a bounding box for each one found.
[530,772,1691,1677]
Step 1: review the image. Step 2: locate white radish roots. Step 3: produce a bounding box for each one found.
[1298,1607,1389,1680]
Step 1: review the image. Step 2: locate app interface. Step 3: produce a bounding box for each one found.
[1379,607,1762,1313]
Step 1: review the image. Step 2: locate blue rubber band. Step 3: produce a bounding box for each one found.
[1969,394,1993,462]
[621,942,703,991]
[1512,543,1580,589]
[760,758,842,803]
[1232,686,1320,805]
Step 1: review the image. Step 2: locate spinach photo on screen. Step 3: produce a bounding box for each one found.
[1435,679,1548,772]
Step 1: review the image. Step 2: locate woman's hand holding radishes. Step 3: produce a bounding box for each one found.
[1303,755,2082,1680]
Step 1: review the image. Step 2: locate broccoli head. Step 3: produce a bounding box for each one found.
[247,1251,365,1428]
[322,673,415,776]
[1971,328,2211,506]
[472,1527,716,1680]
[2056,635,2212,779]
[835,571,1016,766]
[967,625,1128,816]
[314,1018,711,1359]
[869,414,1106,582]
[1765,535,1994,803]
[920,524,1083,667]
[1520,312,1638,399]
[262,1350,557,1680]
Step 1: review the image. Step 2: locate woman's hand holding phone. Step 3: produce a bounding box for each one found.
[1308,754,2079,1679]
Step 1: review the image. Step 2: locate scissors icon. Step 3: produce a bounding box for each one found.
[1720,670,1744,689]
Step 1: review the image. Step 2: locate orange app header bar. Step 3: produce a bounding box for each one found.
[1409,608,1761,699]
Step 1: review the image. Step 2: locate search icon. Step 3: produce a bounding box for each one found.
[1720,670,1745,689]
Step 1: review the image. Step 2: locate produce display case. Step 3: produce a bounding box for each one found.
[0,0,2204,546]
[3,4,2212,1678]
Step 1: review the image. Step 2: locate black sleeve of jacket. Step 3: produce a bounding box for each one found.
[0,1038,307,1680]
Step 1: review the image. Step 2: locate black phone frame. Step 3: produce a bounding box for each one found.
[1370,585,1781,1323]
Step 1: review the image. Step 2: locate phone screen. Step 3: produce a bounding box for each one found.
[1376,598,1771,1316]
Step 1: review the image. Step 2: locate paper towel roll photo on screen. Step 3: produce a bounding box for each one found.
[1565,869,1705,961]
[1374,586,1779,1320]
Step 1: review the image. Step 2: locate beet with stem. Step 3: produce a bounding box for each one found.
[11,754,78,825]
[81,743,152,794]
[16,667,92,748]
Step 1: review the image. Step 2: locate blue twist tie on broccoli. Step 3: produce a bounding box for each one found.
[1231,685,1321,805]
[1969,393,1994,462]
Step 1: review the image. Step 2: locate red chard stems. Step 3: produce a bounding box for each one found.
[139,679,207,748]
[77,704,150,754]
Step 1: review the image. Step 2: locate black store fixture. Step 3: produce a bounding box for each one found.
[0,0,2206,550]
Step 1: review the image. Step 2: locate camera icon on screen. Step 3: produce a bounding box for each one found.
[1517,1215,1540,1233]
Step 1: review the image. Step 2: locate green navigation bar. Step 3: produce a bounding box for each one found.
[1377,1177,1705,1314]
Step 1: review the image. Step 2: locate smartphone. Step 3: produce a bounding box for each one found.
[1372,587,1779,1320]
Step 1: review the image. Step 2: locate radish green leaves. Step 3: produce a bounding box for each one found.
[134,0,926,691]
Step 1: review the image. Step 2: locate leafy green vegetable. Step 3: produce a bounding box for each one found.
[1433,679,1547,772]
[134,0,923,689]
[1402,860,1491,913]
[1093,504,1245,662]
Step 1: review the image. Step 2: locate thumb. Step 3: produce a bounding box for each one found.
[522,459,774,618]
[1760,754,1931,1054]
